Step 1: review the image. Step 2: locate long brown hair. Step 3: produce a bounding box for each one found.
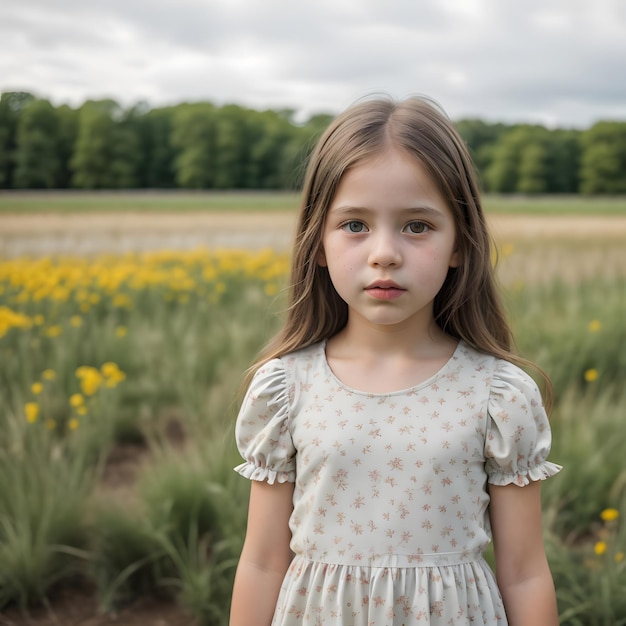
[246,96,552,407]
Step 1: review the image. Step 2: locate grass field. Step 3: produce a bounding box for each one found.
[1,194,625,625]
[0,191,301,214]
[1,190,626,215]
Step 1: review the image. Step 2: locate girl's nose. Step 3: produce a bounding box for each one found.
[368,232,402,267]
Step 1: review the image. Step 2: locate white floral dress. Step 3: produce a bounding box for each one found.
[235,341,561,625]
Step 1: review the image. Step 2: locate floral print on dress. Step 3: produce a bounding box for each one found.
[235,341,561,625]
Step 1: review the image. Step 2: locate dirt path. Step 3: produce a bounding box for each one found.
[1,212,625,257]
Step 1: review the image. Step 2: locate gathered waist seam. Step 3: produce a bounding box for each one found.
[297,549,485,569]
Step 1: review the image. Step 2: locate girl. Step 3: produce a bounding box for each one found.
[229,96,561,625]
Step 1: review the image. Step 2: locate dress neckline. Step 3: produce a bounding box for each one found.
[319,339,464,397]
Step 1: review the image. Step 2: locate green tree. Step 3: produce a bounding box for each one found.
[485,130,523,193]
[247,110,301,189]
[455,119,508,189]
[0,92,35,188]
[286,113,334,189]
[14,99,59,188]
[112,104,143,188]
[517,142,547,194]
[485,125,556,194]
[543,129,581,193]
[72,100,140,188]
[580,122,626,194]
[171,103,217,189]
[55,105,79,188]
[137,107,176,188]
[213,105,251,189]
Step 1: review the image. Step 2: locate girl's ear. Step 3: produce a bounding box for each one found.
[449,249,460,268]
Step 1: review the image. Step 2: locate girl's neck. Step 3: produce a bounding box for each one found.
[325,321,458,394]
[330,317,453,358]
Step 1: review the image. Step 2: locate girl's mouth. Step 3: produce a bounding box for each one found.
[365,282,406,300]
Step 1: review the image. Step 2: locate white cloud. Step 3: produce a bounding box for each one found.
[1,0,625,126]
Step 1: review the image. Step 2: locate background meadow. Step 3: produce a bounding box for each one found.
[1,196,625,625]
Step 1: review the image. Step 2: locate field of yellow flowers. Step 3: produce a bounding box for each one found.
[2,234,626,624]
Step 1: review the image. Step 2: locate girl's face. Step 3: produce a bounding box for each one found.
[318,147,459,336]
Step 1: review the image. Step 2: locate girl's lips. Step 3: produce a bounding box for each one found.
[365,283,406,300]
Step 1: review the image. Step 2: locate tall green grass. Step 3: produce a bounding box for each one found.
[1,242,625,622]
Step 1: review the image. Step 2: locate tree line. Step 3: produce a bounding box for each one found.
[1,91,625,194]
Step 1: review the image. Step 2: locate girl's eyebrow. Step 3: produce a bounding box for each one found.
[329,205,445,218]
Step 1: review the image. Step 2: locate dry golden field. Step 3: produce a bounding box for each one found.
[2,212,625,284]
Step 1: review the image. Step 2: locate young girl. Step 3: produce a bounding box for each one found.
[229,96,561,625]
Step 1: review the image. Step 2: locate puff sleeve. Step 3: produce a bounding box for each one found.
[485,360,562,487]
[234,358,296,484]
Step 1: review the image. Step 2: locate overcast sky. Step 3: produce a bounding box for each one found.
[2,0,625,128]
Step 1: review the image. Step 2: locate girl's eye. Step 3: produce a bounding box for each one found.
[405,221,429,234]
[342,221,367,233]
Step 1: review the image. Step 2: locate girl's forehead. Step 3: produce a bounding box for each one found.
[337,147,433,187]
[345,145,426,175]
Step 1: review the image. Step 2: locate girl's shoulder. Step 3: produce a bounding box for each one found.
[455,342,533,380]
[250,342,325,390]
[257,341,325,412]
[280,341,326,372]
[490,355,543,399]
[454,342,543,404]
[282,340,325,361]
[450,340,498,379]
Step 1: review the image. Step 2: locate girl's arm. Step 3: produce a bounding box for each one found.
[230,480,295,626]
[489,480,559,626]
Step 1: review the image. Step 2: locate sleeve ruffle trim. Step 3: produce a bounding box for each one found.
[488,460,562,487]
[234,461,296,485]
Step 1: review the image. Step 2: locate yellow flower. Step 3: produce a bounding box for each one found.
[70,315,83,327]
[33,314,45,326]
[45,418,57,430]
[202,266,217,281]
[79,302,90,313]
[25,402,39,423]
[101,363,116,376]
[0,306,33,337]
[42,369,56,381]
[70,393,84,408]
[115,326,128,338]
[616,552,624,563]
[76,406,88,416]
[600,508,619,522]
[584,368,599,382]
[594,541,607,556]
[101,362,126,386]
[78,367,103,396]
[112,293,131,308]
[264,283,279,296]
[68,418,79,430]
[588,320,602,333]
[31,382,44,395]
[51,286,70,302]
[44,325,63,338]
